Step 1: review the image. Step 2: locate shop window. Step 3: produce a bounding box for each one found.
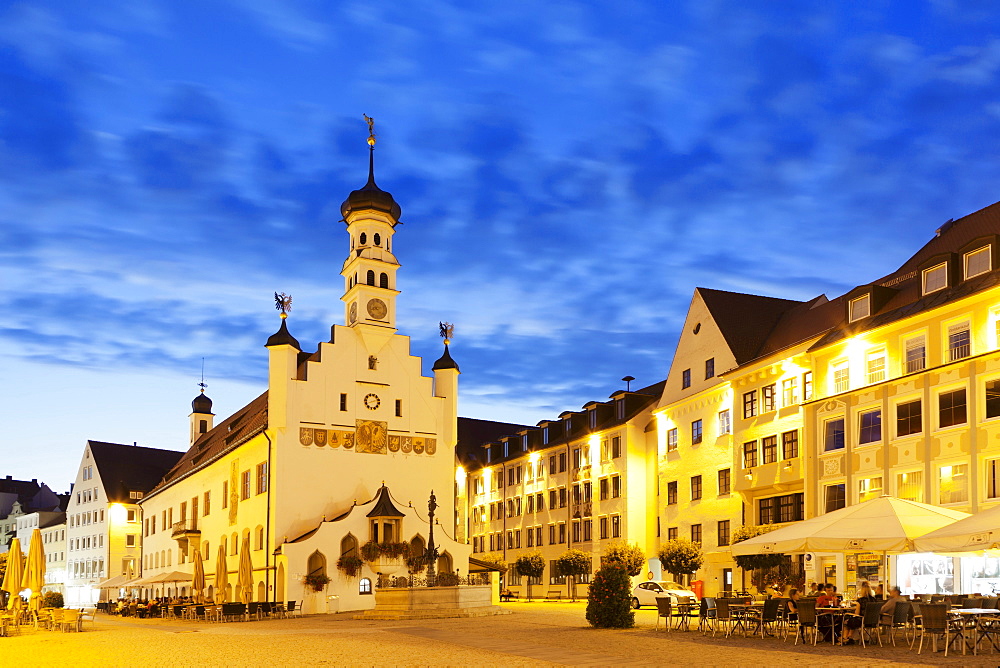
[939,464,968,505]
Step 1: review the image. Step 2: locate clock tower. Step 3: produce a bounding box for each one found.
[340,117,401,352]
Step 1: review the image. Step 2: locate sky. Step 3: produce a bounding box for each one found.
[3,1,1000,491]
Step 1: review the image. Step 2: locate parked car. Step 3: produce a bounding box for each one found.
[630,580,692,608]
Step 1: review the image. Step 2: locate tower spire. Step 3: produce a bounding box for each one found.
[364,113,377,187]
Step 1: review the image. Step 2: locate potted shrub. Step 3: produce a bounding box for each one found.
[304,573,331,592]
[336,554,364,578]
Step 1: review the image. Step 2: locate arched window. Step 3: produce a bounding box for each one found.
[359,578,372,595]
[360,232,367,245]
[340,533,358,558]
[231,532,238,555]
[374,233,381,246]
[307,550,327,578]
[255,525,264,550]
[379,273,388,289]
[437,551,453,574]
[220,535,227,556]
[366,270,375,286]
[257,582,266,601]
[203,541,210,560]
[410,535,425,559]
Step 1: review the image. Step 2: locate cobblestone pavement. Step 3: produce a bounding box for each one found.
[3,601,995,667]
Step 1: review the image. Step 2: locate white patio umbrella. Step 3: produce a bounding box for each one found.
[731,496,970,556]
[913,503,1000,554]
[20,528,45,615]
[237,533,253,604]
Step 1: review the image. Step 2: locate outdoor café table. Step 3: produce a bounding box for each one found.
[727,601,764,637]
[953,608,1000,655]
[673,600,698,631]
[816,607,849,645]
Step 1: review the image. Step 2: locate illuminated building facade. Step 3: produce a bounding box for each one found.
[460,381,664,591]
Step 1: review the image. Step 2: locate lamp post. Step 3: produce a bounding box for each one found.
[425,490,439,585]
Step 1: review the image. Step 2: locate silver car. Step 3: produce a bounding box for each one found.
[630,580,693,608]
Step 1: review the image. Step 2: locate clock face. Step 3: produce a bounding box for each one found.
[349,301,358,323]
[367,298,387,320]
[364,393,380,410]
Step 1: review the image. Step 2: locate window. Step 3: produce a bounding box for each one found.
[548,490,557,509]
[803,372,813,401]
[222,481,228,509]
[858,409,882,444]
[560,487,568,507]
[717,520,730,546]
[987,380,1000,419]
[690,475,702,501]
[359,578,372,595]
[939,464,969,504]
[894,399,922,437]
[549,455,557,475]
[203,491,210,516]
[849,294,870,322]
[761,436,777,464]
[939,388,967,428]
[824,418,845,451]
[127,509,137,523]
[559,452,566,472]
[782,378,799,406]
[241,470,251,500]
[781,430,798,459]
[948,322,971,361]
[718,469,730,495]
[255,462,268,495]
[611,436,621,458]
[690,524,702,544]
[905,337,926,373]
[833,361,849,393]
[758,493,804,524]
[923,262,948,294]
[526,527,534,547]
[743,441,757,468]
[667,428,678,451]
[615,399,625,420]
[395,399,402,417]
[718,410,731,435]
[599,478,609,500]
[866,352,886,384]
[611,475,621,498]
[705,358,715,379]
[691,419,703,444]
[549,525,556,545]
[897,471,923,502]
[858,477,882,503]
[666,481,677,505]
[824,484,846,512]
[339,393,347,411]
[762,384,776,412]
[743,391,758,418]
[667,527,678,541]
[559,523,566,543]
[987,459,1000,500]
[611,515,621,538]
[682,369,691,389]
[965,246,991,279]
[599,517,608,540]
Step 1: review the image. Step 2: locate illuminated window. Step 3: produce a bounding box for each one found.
[824,418,845,451]
[964,246,991,279]
[948,322,971,361]
[782,430,799,459]
[718,410,731,435]
[938,464,968,504]
[833,361,849,393]
[718,468,730,495]
[824,484,846,513]
[682,369,691,389]
[866,352,886,384]
[905,337,926,373]
[782,378,799,406]
[896,399,922,436]
[849,295,870,322]
[987,380,1000,419]
[743,390,758,418]
[939,388,967,428]
[691,419,703,444]
[359,578,372,595]
[803,372,813,400]
[761,436,777,464]
[762,384,776,412]
[743,441,758,468]
[858,477,882,503]
[667,428,678,451]
[897,471,923,502]
[858,409,882,444]
[923,262,948,294]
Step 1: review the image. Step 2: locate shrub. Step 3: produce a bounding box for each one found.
[477,552,508,574]
[586,563,634,628]
[405,553,427,573]
[657,539,704,579]
[436,572,459,586]
[360,541,411,562]
[602,542,645,577]
[42,591,64,608]
[514,552,546,600]
[303,573,330,592]
[336,555,364,578]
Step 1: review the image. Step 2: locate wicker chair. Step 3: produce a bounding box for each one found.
[698,596,716,634]
[793,598,818,646]
[916,603,962,656]
[655,597,672,631]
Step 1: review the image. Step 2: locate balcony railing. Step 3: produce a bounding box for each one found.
[950,343,971,362]
[906,356,926,373]
[171,519,199,537]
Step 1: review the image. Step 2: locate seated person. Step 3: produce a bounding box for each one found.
[815,585,839,642]
[879,586,907,623]
[785,588,800,622]
[841,581,877,645]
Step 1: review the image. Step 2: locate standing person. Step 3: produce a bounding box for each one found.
[841,582,877,645]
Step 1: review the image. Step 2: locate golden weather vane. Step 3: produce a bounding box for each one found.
[274,292,293,319]
[438,321,454,345]
[364,114,376,147]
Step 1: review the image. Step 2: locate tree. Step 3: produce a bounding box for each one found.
[586,562,634,628]
[657,539,704,581]
[514,552,545,601]
[477,552,508,575]
[555,548,592,601]
[731,524,788,593]
[602,542,645,577]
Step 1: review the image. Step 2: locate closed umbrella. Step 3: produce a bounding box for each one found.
[192,547,206,604]
[914,503,1000,554]
[1,537,24,613]
[20,528,45,615]
[215,544,229,603]
[237,533,253,604]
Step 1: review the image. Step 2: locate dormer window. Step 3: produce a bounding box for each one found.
[589,409,597,430]
[964,246,991,279]
[849,295,870,322]
[922,262,948,294]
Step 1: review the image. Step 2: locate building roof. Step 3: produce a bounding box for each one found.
[265,319,301,349]
[0,477,62,516]
[697,288,808,365]
[455,417,533,467]
[432,343,460,371]
[147,391,269,497]
[366,485,406,518]
[87,441,184,503]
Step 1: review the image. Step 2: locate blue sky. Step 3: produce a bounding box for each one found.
[3,1,1000,490]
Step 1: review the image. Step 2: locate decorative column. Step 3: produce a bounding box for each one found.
[425,490,439,586]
